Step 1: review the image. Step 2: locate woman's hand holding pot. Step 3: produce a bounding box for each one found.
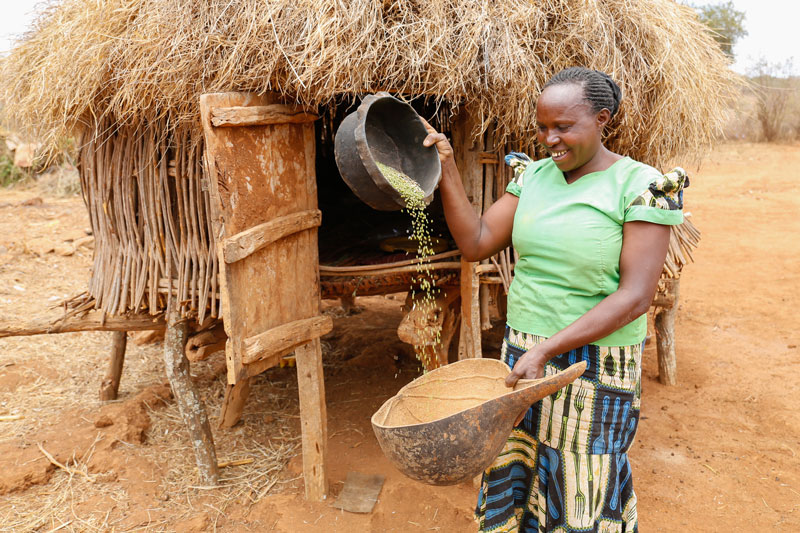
[420,118,454,163]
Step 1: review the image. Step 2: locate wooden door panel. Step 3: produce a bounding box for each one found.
[200,91,330,500]
[199,92,330,382]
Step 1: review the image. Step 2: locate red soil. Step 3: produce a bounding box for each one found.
[0,142,798,531]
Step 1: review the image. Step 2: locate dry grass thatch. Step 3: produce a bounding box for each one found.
[0,0,728,318]
[1,0,739,168]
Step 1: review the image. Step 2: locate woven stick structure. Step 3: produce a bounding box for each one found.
[77,118,218,321]
[0,0,722,318]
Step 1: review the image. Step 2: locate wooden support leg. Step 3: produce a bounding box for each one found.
[459,259,482,359]
[655,279,680,386]
[99,331,127,401]
[398,287,461,370]
[218,378,251,428]
[436,300,460,368]
[492,284,508,323]
[163,305,220,485]
[339,293,359,314]
[186,323,227,362]
[294,338,328,501]
[479,284,492,331]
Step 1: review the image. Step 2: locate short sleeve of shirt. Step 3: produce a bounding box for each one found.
[623,166,689,226]
[504,152,545,197]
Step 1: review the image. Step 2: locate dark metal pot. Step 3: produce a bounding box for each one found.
[334,92,441,211]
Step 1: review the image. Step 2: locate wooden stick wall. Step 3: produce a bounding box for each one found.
[78,118,218,323]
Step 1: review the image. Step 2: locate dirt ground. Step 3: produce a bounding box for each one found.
[0,142,798,532]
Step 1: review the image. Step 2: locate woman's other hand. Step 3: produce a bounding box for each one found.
[505,347,547,387]
[506,348,548,426]
[420,118,454,163]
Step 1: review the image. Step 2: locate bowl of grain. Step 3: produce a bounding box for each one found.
[371,358,586,485]
[334,92,441,211]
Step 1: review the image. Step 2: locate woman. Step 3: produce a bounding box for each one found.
[422,67,687,532]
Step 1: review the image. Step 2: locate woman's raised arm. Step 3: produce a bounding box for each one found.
[422,125,518,262]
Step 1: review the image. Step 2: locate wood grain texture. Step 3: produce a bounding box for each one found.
[185,323,227,362]
[295,338,328,500]
[655,278,680,386]
[211,104,318,127]
[459,259,482,360]
[320,271,459,300]
[200,91,322,386]
[162,304,220,485]
[222,209,321,264]
[218,379,252,429]
[201,92,331,500]
[451,109,484,360]
[99,331,128,401]
[241,315,333,365]
[0,311,165,338]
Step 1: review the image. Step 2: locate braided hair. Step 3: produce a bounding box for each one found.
[543,67,622,118]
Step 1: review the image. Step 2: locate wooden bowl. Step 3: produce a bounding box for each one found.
[371,358,586,485]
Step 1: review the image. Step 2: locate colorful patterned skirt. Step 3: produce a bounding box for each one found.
[475,326,642,533]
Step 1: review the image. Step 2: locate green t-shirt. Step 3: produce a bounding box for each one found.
[505,156,686,346]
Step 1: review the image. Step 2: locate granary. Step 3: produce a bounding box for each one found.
[0,0,736,498]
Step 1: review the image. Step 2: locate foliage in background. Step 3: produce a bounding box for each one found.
[0,133,30,187]
[693,1,747,59]
[722,59,799,142]
[748,59,796,142]
[0,131,79,192]
[0,153,28,187]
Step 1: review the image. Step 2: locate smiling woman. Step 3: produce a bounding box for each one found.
[536,69,624,183]
[424,66,687,532]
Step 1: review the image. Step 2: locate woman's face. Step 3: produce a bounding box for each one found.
[535,84,609,175]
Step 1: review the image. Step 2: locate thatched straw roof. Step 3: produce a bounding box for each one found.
[1,0,738,168]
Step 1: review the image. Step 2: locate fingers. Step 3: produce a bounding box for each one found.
[422,132,447,148]
[419,116,436,134]
[505,368,522,388]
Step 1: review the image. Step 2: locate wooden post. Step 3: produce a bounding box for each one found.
[655,278,680,386]
[99,331,128,401]
[340,293,357,314]
[479,126,496,331]
[459,259,482,359]
[294,338,328,501]
[0,310,165,339]
[218,379,251,429]
[452,109,483,360]
[479,285,491,330]
[163,304,220,485]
